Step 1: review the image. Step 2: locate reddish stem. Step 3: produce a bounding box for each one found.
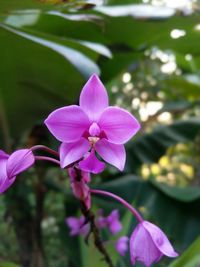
[31,145,59,157]
[35,156,60,165]
[90,189,143,223]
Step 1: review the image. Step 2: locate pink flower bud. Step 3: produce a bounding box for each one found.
[130,221,178,267]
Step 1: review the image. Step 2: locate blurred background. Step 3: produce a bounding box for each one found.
[0,0,200,266]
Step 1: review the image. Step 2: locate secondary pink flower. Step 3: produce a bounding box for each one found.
[130,221,178,267]
[115,236,129,256]
[0,149,35,194]
[106,209,122,234]
[96,209,107,229]
[66,216,90,237]
[96,209,122,234]
[45,74,140,173]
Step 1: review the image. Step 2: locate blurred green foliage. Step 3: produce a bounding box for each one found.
[0,0,200,266]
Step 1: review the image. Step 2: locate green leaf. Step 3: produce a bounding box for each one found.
[101,51,141,81]
[4,10,41,27]
[0,0,46,13]
[95,4,175,19]
[79,235,108,267]
[0,262,20,267]
[0,0,82,14]
[164,76,200,99]
[4,11,112,59]
[169,237,200,267]
[58,220,82,266]
[152,181,200,202]
[1,23,100,78]
[0,21,101,143]
[77,40,112,58]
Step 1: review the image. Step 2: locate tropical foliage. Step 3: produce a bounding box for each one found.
[0,0,200,266]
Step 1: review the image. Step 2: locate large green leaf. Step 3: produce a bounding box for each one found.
[0,23,101,144]
[152,181,200,202]
[163,76,200,99]
[20,11,106,44]
[3,11,112,59]
[95,4,175,19]
[169,237,200,267]
[1,23,100,78]
[13,6,200,55]
[79,235,111,267]
[0,0,46,13]
[0,0,90,14]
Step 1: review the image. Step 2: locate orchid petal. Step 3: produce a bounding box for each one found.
[107,210,122,234]
[98,107,140,144]
[143,221,178,258]
[79,150,105,174]
[66,217,82,236]
[6,149,35,179]
[0,176,16,194]
[45,105,90,142]
[0,154,16,194]
[66,216,89,236]
[0,157,15,194]
[96,216,107,229]
[96,209,107,229]
[0,158,7,185]
[115,236,129,256]
[77,216,90,236]
[80,74,109,121]
[130,223,162,267]
[60,138,90,168]
[95,139,125,171]
[0,150,9,159]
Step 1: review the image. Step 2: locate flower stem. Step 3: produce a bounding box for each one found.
[90,189,143,223]
[31,145,59,157]
[35,156,60,165]
[80,201,114,267]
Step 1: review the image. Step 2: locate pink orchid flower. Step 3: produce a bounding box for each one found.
[66,215,90,237]
[45,74,140,174]
[96,209,122,234]
[106,209,122,234]
[115,236,129,256]
[130,221,178,267]
[0,149,35,193]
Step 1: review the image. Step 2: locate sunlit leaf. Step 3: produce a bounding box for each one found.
[4,10,41,27]
[95,4,175,19]
[1,23,100,78]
